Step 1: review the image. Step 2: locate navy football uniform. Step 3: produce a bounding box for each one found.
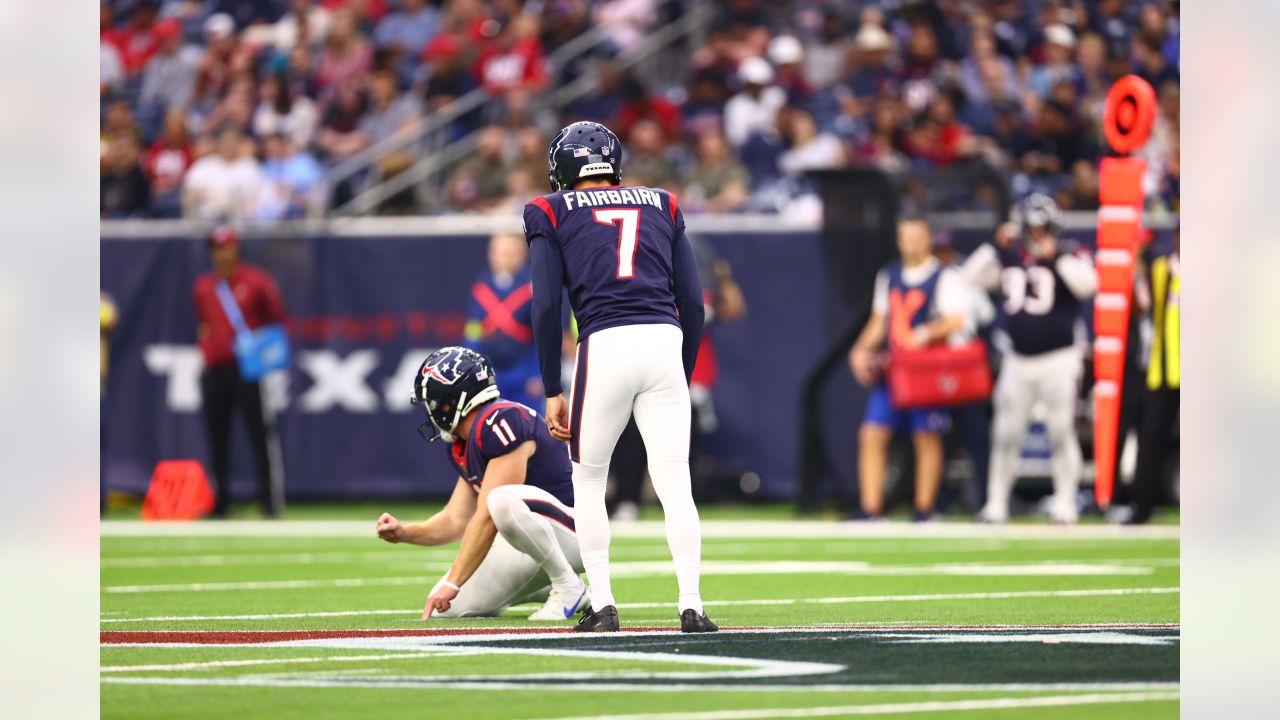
[994,244,1092,356]
[447,400,574,507]
[524,186,683,341]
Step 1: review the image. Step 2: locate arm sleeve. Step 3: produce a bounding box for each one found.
[526,203,566,397]
[871,269,890,315]
[672,230,706,383]
[1055,250,1099,299]
[959,243,1003,292]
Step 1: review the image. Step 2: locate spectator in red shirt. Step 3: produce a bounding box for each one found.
[104,0,165,76]
[472,15,548,96]
[144,108,195,217]
[192,226,288,517]
[612,76,681,142]
[903,90,976,167]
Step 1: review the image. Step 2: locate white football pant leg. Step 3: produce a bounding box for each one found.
[569,327,640,610]
[487,483,583,592]
[434,534,547,618]
[1039,349,1083,523]
[631,325,703,615]
[983,353,1035,522]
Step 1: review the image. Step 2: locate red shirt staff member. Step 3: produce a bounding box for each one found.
[193,226,287,517]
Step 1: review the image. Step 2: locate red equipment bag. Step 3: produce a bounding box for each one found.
[886,341,993,409]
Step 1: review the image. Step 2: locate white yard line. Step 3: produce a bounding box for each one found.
[525,692,1180,720]
[99,674,1180,697]
[101,652,446,673]
[102,561,1170,594]
[101,519,1180,540]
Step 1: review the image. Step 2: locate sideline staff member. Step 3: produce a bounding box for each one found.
[193,226,287,517]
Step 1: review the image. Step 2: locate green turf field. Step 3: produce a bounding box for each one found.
[101,514,1179,719]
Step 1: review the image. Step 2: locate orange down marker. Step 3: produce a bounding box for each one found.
[1093,75,1156,508]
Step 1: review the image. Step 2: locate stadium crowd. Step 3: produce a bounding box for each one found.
[100,0,1180,220]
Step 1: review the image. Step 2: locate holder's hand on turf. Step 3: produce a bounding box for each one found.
[376,513,404,543]
[545,394,572,442]
[423,580,459,620]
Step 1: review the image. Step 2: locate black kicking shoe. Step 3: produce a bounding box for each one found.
[573,604,620,632]
[680,609,719,633]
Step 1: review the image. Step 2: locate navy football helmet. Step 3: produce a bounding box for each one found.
[411,347,500,443]
[546,121,622,192]
[1012,193,1061,237]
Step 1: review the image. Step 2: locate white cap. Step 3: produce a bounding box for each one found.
[768,35,804,66]
[854,24,893,52]
[204,13,235,39]
[738,56,775,86]
[1044,23,1076,49]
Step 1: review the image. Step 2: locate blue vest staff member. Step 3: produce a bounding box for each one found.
[191,226,287,517]
[465,232,542,411]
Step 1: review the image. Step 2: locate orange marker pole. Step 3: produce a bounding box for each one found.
[1093,75,1156,508]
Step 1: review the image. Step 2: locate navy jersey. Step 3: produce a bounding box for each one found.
[446,400,574,507]
[997,245,1088,356]
[524,186,682,339]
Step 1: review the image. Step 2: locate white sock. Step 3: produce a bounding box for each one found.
[649,457,704,614]
[572,462,615,609]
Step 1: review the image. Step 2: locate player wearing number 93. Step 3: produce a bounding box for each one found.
[523,121,716,632]
[375,347,589,622]
[960,193,1098,524]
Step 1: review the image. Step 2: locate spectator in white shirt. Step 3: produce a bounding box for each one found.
[778,109,846,177]
[724,57,786,147]
[140,18,202,111]
[252,74,319,149]
[183,129,262,221]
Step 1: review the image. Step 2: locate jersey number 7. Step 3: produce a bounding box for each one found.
[593,208,640,280]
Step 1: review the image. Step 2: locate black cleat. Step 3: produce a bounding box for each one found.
[573,604,620,632]
[680,609,719,633]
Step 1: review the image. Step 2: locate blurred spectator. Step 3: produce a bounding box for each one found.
[102,0,164,76]
[902,90,975,167]
[768,35,812,103]
[421,32,479,116]
[1027,24,1080,99]
[724,57,785,147]
[143,108,196,218]
[1089,0,1134,53]
[848,217,969,520]
[852,100,908,173]
[201,76,257,137]
[682,69,731,139]
[473,14,549,96]
[190,14,240,114]
[358,69,422,175]
[777,109,844,177]
[593,0,656,55]
[1055,159,1101,211]
[625,119,679,191]
[314,7,374,100]
[253,74,321,149]
[375,0,441,81]
[846,23,899,108]
[446,125,510,210]
[900,22,943,113]
[1133,30,1179,90]
[803,13,849,90]
[513,126,549,186]
[315,80,369,162]
[958,32,1017,109]
[101,39,126,98]
[101,133,151,218]
[243,0,332,51]
[183,128,262,220]
[613,76,681,142]
[256,132,328,220]
[464,232,542,410]
[140,18,202,111]
[569,61,628,124]
[683,131,749,213]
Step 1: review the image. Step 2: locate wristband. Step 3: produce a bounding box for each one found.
[441,580,460,592]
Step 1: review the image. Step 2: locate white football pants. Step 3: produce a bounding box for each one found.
[983,346,1084,523]
[568,323,704,614]
[435,484,583,617]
